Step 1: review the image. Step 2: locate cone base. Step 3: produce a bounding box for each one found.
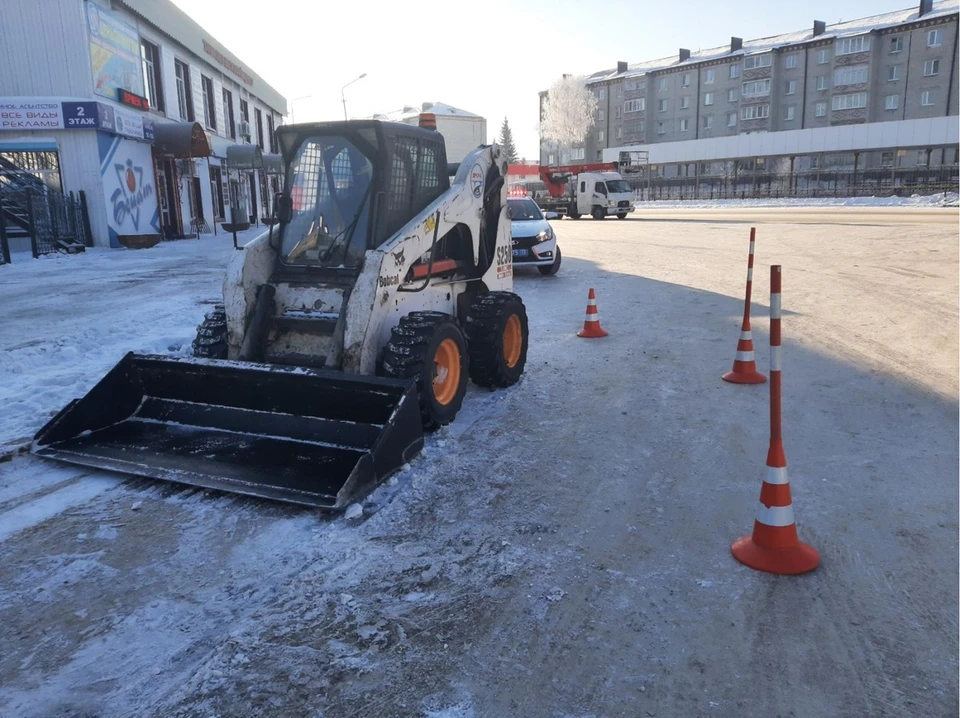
[722,369,767,384]
[577,327,609,338]
[731,536,820,575]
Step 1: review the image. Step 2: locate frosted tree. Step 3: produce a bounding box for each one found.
[539,75,597,151]
[498,118,519,164]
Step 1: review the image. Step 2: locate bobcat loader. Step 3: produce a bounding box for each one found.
[32,117,528,510]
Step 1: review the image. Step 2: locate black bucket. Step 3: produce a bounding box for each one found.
[32,353,424,510]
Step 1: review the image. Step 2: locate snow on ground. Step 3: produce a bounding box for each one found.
[636,192,959,209]
[0,207,957,716]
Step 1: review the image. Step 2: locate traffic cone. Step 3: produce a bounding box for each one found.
[724,227,766,384]
[731,266,819,575]
[577,288,608,338]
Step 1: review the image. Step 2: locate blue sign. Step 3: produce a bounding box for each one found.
[61,101,100,129]
[97,103,115,133]
[143,119,154,142]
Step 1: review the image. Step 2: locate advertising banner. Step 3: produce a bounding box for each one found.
[87,2,144,101]
[0,99,64,130]
[97,132,161,245]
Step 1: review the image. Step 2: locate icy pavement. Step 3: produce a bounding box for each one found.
[0,208,957,716]
[636,191,959,209]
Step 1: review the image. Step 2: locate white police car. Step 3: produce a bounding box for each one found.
[507,196,561,276]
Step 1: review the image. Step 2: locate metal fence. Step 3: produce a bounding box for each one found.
[0,186,90,260]
[629,164,960,202]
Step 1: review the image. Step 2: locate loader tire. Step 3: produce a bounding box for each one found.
[380,312,468,431]
[464,292,528,388]
[192,305,227,359]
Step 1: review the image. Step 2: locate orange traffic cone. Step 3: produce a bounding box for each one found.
[732,266,819,575]
[577,288,608,338]
[724,228,766,384]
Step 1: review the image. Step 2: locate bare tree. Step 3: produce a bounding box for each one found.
[539,76,597,148]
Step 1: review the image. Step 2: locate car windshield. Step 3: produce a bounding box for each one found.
[507,198,543,221]
[605,179,631,193]
[280,136,373,267]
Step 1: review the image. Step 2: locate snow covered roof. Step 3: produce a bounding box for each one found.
[584,0,959,84]
[370,102,483,122]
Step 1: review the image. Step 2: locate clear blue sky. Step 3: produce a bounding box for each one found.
[174,0,920,159]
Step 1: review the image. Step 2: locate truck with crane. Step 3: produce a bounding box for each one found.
[527,163,636,220]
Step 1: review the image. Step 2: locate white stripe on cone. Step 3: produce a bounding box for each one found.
[584,314,600,322]
[765,466,789,485]
[755,502,795,527]
[740,330,753,341]
[735,350,755,362]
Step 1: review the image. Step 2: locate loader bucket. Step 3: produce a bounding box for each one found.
[32,353,424,510]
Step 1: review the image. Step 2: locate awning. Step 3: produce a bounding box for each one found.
[263,153,283,174]
[152,122,212,158]
[225,144,262,170]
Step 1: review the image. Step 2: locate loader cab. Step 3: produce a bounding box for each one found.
[274,121,449,274]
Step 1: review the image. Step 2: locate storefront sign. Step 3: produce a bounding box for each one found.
[62,102,100,129]
[118,89,150,111]
[114,108,144,139]
[98,132,160,244]
[202,39,253,85]
[0,100,64,130]
[87,2,144,101]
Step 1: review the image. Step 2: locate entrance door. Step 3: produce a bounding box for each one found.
[248,171,258,223]
[155,157,182,238]
[191,177,204,221]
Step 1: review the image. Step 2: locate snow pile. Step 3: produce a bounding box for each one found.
[636,193,959,210]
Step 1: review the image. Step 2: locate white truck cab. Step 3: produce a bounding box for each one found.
[575,172,635,220]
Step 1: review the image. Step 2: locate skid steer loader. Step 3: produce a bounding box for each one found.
[32,117,528,510]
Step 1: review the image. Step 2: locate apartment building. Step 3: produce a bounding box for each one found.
[540,0,958,172]
[0,0,286,247]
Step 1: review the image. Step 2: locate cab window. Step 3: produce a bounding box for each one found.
[595,182,607,195]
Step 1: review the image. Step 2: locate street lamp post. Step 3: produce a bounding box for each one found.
[289,95,312,125]
[341,73,367,121]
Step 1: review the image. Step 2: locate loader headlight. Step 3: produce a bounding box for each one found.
[536,227,554,243]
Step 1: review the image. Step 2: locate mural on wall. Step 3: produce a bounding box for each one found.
[97,132,160,246]
[87,2,144,101]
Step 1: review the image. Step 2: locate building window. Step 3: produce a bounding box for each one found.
[615,127,622,139]
[817,49,830,64]
[917,150,928,165]
[923,59,940,76]
[890,36,903,53]
[815,101,827,117]
[254,107,264,148]
[596,150,603,161]
[267,115,276,153]
[837,36,870,55]
[783,106,795,121]
[571,147,585,160]
[680,96,690,109]
[888,65,900,81]
[927,29,942,47]
[881,151,895,168]
[703,115,713,129]
[597,129,605,142]
[598,108,605,121]
[658,99,667,112]
[726,112,736,127]
[239,99,249,141]
[784,54,798,70]
[657,121,665,134]
[679,118,689,132]
[658,77,668,92]
[921,90,934,106]
[681,73,690,87]
[740,104,769,120]
[785,80,796,95]
[816,76,828,91]
[547,153,556,165]
[201,75,216,130]
[834,65,868,85]
[624,121,645,135]
[742,79,771,97]
[743,54,772,69]
[222,88,235,139]
[703,92,714,106]
[598,87,606,100]
[885,94,899,110]
[705,69,715,84]
[831,92,867,111]
[728,88,738,102]
[174,60,193,121]
[624,98,644,112]
[616,106,622,119]
[140,39,163,112]
[729,64,740,79]
[616,84,622,97]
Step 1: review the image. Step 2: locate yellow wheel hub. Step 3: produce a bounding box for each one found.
[433,338,461,405]
[503,314,522,369]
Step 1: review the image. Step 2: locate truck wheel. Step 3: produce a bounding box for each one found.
[591,207,606,220]
[464,292,529,388]
[537,246,561,276]
[380,312,468,430]
[192,305,227,359]
[616,212,628,219]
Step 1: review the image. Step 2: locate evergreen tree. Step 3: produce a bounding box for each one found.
[498,117,519,164]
